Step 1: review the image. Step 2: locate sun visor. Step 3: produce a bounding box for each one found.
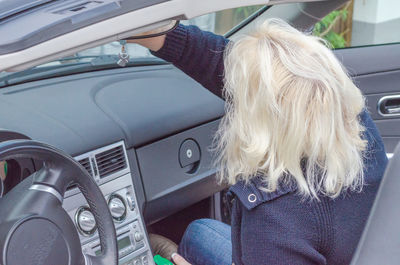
[0,0,55,20]
[0,0,169,55]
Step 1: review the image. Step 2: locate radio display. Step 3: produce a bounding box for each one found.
[118,236,132,250]
[95,236,132,256]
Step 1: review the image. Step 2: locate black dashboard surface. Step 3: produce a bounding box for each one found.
[0,65,224,156]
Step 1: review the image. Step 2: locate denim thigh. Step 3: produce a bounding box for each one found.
[178,218,232,265]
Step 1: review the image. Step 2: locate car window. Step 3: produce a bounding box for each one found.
[312,0,400,49]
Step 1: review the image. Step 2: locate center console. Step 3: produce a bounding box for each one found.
[62,141,154,265]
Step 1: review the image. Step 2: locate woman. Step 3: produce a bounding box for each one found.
[130,19,388,265]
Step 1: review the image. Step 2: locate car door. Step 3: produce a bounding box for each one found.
[330,0,400,158]
[336,45,400,158]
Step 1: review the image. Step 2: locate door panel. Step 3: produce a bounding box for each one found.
[334,43,400,154]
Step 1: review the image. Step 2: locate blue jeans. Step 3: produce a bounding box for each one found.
[178,219,232,265]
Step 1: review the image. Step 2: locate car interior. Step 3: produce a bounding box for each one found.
[0,0,399,264]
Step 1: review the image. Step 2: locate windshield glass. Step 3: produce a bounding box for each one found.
[0,5,264,87]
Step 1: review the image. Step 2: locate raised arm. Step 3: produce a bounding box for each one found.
[130,24,229,98]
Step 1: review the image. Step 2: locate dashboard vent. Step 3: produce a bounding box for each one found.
[78,157,92,176]
[95,145,126,178]
[67,157,92,191]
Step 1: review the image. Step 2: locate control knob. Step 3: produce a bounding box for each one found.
[134,231,144,242]
[108,194,127,221]
[75,207,97,236]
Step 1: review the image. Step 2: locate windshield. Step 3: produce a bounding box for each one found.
[0,5,264,87]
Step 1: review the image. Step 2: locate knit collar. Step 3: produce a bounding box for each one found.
[228,175,297,210]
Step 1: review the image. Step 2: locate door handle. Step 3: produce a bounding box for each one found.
[378,95,400,116]
[386,106,400,114]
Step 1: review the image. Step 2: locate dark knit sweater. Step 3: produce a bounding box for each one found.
[152,24,388,265]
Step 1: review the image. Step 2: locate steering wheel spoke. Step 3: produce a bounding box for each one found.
[32,164,73,197]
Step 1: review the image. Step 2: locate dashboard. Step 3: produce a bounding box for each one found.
[0,64,224,155]
[0,64,226,264]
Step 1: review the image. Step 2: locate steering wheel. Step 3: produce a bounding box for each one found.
[0,140,118,265]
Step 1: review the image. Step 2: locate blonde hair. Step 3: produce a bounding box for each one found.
[214,18,366,198]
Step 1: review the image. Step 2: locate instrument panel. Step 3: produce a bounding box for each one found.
[63,141,154,265]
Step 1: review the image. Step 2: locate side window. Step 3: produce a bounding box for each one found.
[313,0,400,48]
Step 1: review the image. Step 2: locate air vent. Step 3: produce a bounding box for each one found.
[67,157,92,191]
[95,145,126,178]
[78,157,93,176]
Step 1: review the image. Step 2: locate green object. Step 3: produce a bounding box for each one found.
[4,161,7,176]
[312,8,349,48]
[154,255,174,265]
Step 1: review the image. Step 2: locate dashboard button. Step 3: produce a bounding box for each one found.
[142,255,149,265]
[134,231,144,242]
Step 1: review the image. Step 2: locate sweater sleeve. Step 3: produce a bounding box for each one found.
[151,24,229,99]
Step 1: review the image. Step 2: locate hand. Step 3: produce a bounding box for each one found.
[126,20,178,51]
[171,253,192,265]
[126,35,166,52]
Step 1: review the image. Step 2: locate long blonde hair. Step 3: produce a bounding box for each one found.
[214,18,366,198]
